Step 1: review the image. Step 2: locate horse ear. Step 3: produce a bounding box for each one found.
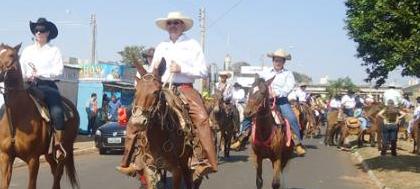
[265,76,275,86]
[14,43,22,52]
[154,58,166,77]
[136,64,147,77]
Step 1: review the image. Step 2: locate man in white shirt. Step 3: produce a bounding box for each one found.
[329,95,342,110]
[295,83,309,103]
[408,97,420,135]
[261,48,306,156]
[383,84,402,106]
[118,11,217,178]
[341,90,356,116]
[231,82,246,121]
[20,17,66,160]
[215,71,232,102]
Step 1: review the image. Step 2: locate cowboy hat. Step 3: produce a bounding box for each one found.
[155,11,193,32]
[30,17,58,40]
[299,82,309,87]
[218,70,231,78]
[267,49,291,60]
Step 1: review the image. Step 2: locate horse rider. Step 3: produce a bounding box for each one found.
[293,82,309,104]
[401,93,412,109]
[341,89,356,117]
[117,11,217,178]
[408,96,420,137]
[215,70,233,102]
[231,82,246,123]
[383,83,402,106]
[261,48,306,156]
[19,17,66,160]
[365,94,375,106]
[377,99,407,156]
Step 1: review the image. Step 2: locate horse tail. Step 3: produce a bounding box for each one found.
[65,150,79,189]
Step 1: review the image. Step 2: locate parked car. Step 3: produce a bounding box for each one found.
[94,122,127,154]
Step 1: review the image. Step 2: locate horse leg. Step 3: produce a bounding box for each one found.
[0,153,15,189]
[256,156,263,189]
[172,168,182,189]
[271,159,282,189]
[27,157,40,189]
[52,160,65,189]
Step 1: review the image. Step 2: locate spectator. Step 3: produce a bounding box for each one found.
[108,94,121,121]
[85,93,98,136]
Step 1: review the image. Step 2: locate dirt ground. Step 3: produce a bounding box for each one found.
[352,136,420,189]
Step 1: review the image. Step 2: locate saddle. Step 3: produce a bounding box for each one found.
[27,87,74,123]
[162,88,194,133]
[345,117,361,135]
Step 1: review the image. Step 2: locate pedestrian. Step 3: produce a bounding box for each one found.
[20,17,66,160]
[377,99,407,156]
[108,94,121,121]
[262,48,306,156]
[85,93,98,136]
[117,11,217,179]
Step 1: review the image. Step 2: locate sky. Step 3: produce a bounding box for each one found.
[0,0,416,86]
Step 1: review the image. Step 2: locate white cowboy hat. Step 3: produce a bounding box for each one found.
[218,70,231,78]
[155,11,193,32]
[267,48,292,60]
[299,82,309,87]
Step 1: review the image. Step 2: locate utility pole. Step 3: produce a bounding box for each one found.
[90,14,97,64]
[197,8,207,92]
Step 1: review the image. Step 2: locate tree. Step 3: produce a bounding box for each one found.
[293,72,312,84]
[345,0,420,86]
[326,77,359,97]
[118,45,146,66]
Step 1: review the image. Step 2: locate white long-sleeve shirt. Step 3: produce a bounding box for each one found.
[20,43,63,80]
[289,87,307,102]
[383,89,402,106]
[341,95,356,109]
[232,88,246,103]
[151,34,207,83]
[215,82,232,101]
[329,99,342,109]
[261,68,295,98]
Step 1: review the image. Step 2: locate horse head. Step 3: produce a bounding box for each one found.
[130,58,166,130]
[0,43,22,82]
[244,76,275,117]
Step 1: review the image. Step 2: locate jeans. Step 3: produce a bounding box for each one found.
[36,79,65,130]
[240,116,252,132]
[381,123,398,147]
[343,108,354,117]
[276,97,302,144]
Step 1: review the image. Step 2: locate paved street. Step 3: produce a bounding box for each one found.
[8,134,375,189]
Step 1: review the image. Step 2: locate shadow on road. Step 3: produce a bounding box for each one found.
[356,155,420,173]
[218,154,249,165]
[304,144,318,149]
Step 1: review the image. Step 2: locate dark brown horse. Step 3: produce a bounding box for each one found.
[324,109,342,146]
[360,102,384,148]
[412,118,420,155]
[210,89,238,158]
[0,44,79,189]
[129,59,199,189]
[244,78,293,189]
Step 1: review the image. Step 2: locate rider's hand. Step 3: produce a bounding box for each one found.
[170,61,181,73]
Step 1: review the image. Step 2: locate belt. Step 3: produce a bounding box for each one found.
[173,83,193,88]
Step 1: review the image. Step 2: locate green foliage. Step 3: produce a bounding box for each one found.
[326,77,359,97]
[345,0,420,86]
[118,45,146,66]
[293,72,313,84]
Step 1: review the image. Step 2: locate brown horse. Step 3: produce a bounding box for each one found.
[129,59,199,189]
[324,109,342,146]
[290,101,318,138]
[412,119,420,155]
[0,44,79,189]
[359,102,384,148]
[244,78,293,189]
[210,89,238,158]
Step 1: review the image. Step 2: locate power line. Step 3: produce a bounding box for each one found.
[209,0,244,28]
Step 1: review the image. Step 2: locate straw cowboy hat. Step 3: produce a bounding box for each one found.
[156,11,194,32]
[30,17,58,40]
[218,70,231,78]
[267,49,292,60]
[299,82,309,87]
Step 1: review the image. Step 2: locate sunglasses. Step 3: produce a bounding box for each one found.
[167,21,182,26]
[34,27,48,34]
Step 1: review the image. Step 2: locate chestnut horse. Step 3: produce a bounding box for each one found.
[129,59,199,189]
[244,78,293,189]
[359,102,384,148]
[0,44,79,189]
[412,118,420,155]
[211,89,238,158]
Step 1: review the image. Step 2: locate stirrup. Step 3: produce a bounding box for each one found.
[55,143,67,162]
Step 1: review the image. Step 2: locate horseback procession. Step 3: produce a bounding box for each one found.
[0,9,419,189]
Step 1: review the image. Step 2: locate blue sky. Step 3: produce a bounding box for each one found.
[0,0,415,85]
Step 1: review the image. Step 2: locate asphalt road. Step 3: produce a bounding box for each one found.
[9,136,374,189]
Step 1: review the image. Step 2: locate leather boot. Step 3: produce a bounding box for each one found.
[391,141,397,156]
[116,124,139,175]
[54,130,66,161]
[294,144,306,156]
